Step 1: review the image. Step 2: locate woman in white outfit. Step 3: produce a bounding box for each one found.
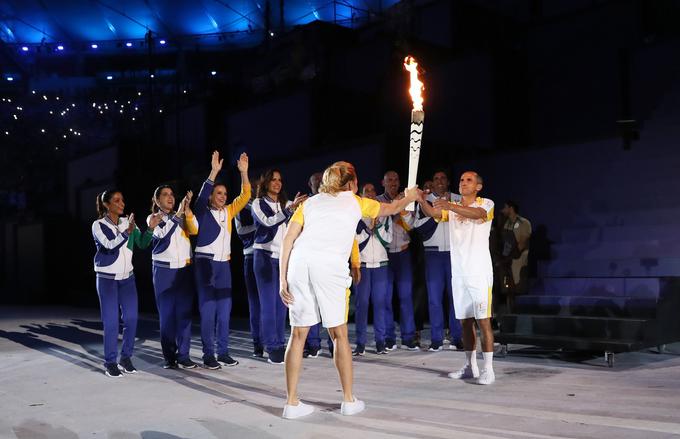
[278,161,420,419]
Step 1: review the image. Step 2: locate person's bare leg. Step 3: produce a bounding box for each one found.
[328,324,354,402]
[285,325,310,405]
[461,318,476,351]
[476,318,494,353]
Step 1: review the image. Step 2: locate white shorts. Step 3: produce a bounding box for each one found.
[287,261,352,328]
[451,275,493,320]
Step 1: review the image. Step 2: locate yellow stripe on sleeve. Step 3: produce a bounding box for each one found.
[344,288,351,323]
[436,209,450,223]
[184,212,198,236]
[227,183,252,221]
[355,195,380,219]
[350,238,360,268]
[291,201,304,226]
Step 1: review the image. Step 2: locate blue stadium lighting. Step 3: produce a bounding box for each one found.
[21,46,28,52]
[57,45,64,51]
[91,44,98,49]
[159,39,166,45]
[125,42,132,47]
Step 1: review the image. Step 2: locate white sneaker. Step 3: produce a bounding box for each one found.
[340,397,365,416]
[448,364,479,379]
[282,401,315,419]
[477,368,495,385]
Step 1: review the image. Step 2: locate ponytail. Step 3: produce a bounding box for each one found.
[96,189,120,219]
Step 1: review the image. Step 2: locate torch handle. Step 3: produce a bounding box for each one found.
[406,110,424,211]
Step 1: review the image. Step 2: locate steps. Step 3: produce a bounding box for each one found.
[514,295,658,318]
[498,78,680,361]
[539,257,680,277]
[500,314,653,340]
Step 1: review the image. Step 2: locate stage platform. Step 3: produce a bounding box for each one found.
[1,306,679,439]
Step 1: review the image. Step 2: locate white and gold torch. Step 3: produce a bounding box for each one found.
[404,56,424,211]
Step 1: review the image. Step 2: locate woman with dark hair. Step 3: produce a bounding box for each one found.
[193,151,250,369]
[252,169,307,364]
[147,186,199,369]
[278,161,420,418]
[92,190,160,377]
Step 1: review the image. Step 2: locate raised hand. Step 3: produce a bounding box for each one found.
[211,150,223,172]
[148,213,162,229]
[237,152,249,173]
[404,186,422,202]
[292,192,308,208]
[183,190,194,215]
[126,213,136,234]
[208,151,224,182]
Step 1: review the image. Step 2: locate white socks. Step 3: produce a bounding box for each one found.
[482,351,493,371]
[465,350,478,368]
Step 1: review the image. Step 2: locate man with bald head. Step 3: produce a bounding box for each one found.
[419,171,496,385]
[414,170,463,351]
[377,170,418,350]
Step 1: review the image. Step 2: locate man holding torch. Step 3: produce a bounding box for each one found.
[418,171,496,385]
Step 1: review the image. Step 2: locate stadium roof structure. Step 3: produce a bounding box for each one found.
[0,0,400,52]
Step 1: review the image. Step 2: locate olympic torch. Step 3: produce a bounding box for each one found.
[404,56,424,211]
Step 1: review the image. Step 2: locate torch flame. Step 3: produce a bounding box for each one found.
[404,56,424,112]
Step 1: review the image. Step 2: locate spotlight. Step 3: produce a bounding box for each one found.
[106,75,113,80]
[125,42,132,47]
[91,43,98,49]
[7,76,13,82]
[211,71,217,76]
[21,46,28,52]
[159,39,166,45]
[57,45,64,51]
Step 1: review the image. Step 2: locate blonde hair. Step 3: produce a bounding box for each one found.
[319,161,357,195]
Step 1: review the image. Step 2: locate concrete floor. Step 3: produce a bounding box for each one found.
[1,306,679,439]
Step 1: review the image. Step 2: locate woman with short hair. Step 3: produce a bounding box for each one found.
[278,162,420,419]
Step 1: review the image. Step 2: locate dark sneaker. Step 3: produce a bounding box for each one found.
[375,341,388,355]
[203,356,221,370]
[353,344,365,356]
[253,345,264,358]
[452,340,465,351]
[428,342,443,352]
[163,360,178,369]
[385,340,397,351]
[105,363,123,378]
[119,357,137,373]
[268,348,285,365]
[303,346,321,359]
[217,353,239,367]
[178,358,197,369]
[402,340,420,351]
